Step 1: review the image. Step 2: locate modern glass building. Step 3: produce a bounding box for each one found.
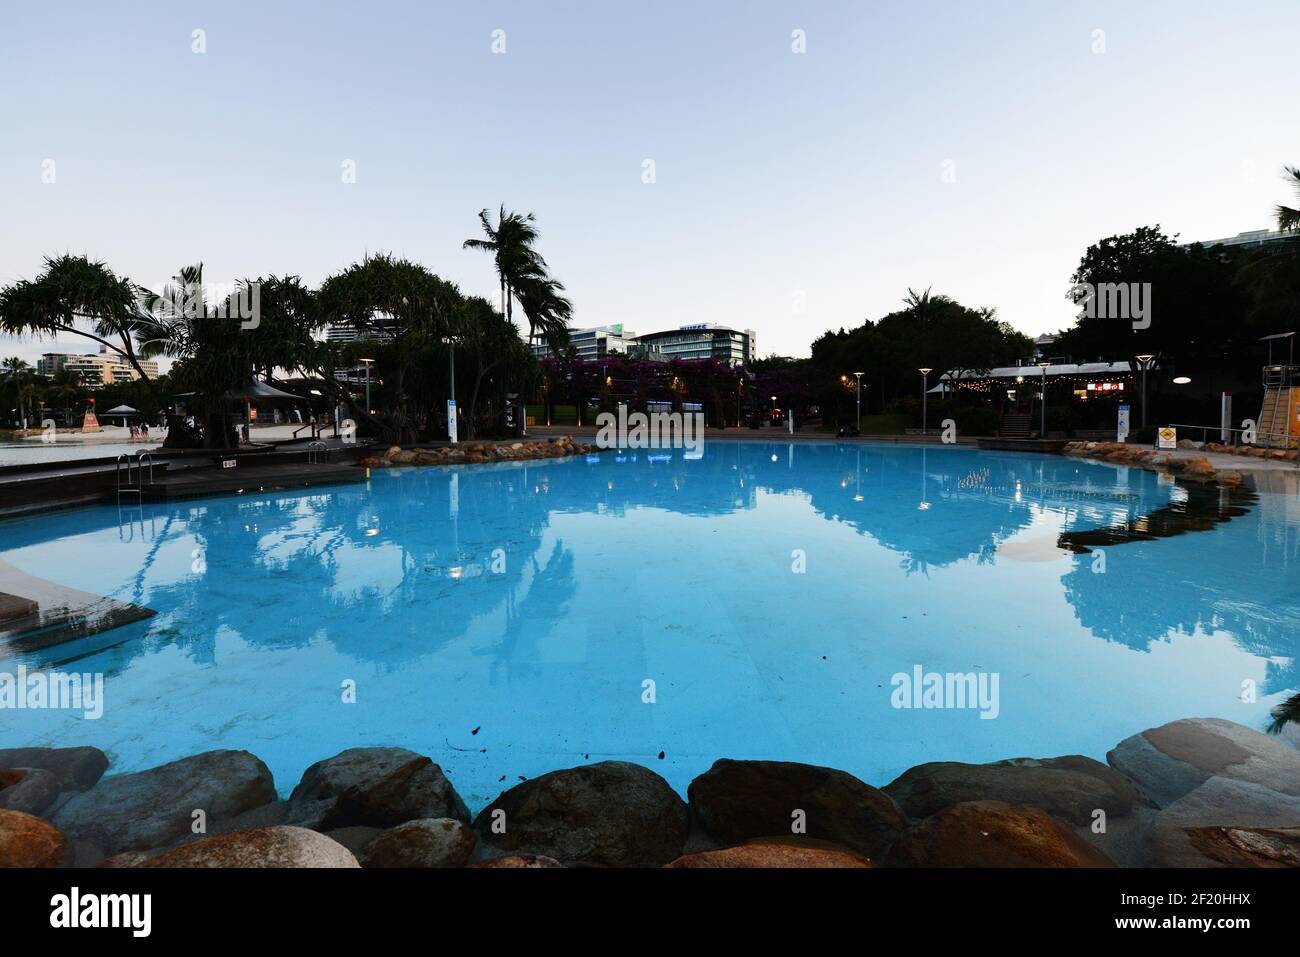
[531,324,640,361]
[632,324,756,367]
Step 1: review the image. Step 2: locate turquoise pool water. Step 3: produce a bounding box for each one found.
[1,441,1296,809]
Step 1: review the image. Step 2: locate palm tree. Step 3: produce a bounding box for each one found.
[1276,165,1300,234]
[514,275,572,354]
[2,356,33,428]
[45,367,88,424]
[465,205,572,350]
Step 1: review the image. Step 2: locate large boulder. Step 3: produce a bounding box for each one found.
[0,809,67,867]
[139,826,358,868]
[53,750,276,857]
[470,854,563,868]
[688,759,905,860]
[1185,826,1300,867]
[1107,717,1300,807]
[0,767,62,816]
[1148,777,1300,867]
[286,747,469,830]
[474,761,688,868]
[0,746,108,791]
[884,755,1140,826]
[665,837,874,868]
[883,801,1113,867]
[359,818,476,868]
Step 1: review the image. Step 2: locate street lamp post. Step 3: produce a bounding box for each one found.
[443,336,459,442]
[359,358,374,417]
[1135,354,1155,429]
[918,368,932,435]
[1037,360,1051,438]
[853,371,864,431]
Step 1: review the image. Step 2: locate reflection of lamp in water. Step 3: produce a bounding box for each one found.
[918,446,930,509]
[854,446,863,501]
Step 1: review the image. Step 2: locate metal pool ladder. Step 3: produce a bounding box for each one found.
[116,451,155,499]
[307,440,329,464]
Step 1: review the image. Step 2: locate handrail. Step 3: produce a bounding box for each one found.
[306,440,328,465]
[1162,422,1298,467]
[136,450,154,485]
[1262,364,1300,388]
[115,454,140,498]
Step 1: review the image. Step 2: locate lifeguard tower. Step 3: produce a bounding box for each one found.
[1258,332,1299,449]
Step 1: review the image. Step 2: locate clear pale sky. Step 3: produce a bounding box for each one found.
[2,0,1297,365]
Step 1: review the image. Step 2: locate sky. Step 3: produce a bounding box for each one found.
[2,0,1298,367]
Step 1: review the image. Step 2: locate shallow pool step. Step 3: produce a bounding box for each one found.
[0,560,156,659]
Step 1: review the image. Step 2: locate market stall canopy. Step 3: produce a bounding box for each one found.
[940,360,1152,382]
[103,405,140,415]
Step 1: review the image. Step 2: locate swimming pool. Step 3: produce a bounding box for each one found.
[1,441,1296,809]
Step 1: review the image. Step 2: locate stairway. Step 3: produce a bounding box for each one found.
[1257,386,1295,448]
[999,412,1032,439]
[1257,364,1298,448]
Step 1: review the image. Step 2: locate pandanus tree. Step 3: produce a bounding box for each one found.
[0,254,158,397]
[317,254,459,443]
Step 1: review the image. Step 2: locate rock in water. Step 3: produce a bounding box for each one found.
[0,746,108,791]
[665,837,874,868]
[52,750,275,857]
[475,761,688,867]
[139,826,358,868]
[688,759,905,859]
[286,747,469,829]
[0,767,62,816]
[1108,717,1300,807]
[359,818,476,868]
[884,755,1140,826]
[470,854,563,868]
[883,801,1113,867]
[0,809,67,867]
[1148,777,1300,866]
[1185,825,1300,867]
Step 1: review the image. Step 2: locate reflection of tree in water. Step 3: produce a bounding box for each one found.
[786,446,1068,572]
[79,465,568,668]
[22,442,1290,691]
[1061,483,1300,694]
[477,538,576,684]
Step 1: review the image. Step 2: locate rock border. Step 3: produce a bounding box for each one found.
[360,435,599,469]
[4,718,1298,868]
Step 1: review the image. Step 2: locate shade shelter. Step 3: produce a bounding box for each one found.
[103,404,141,427]
[222,380,304,440]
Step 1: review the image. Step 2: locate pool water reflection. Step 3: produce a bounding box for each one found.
[1,441,1296,808]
